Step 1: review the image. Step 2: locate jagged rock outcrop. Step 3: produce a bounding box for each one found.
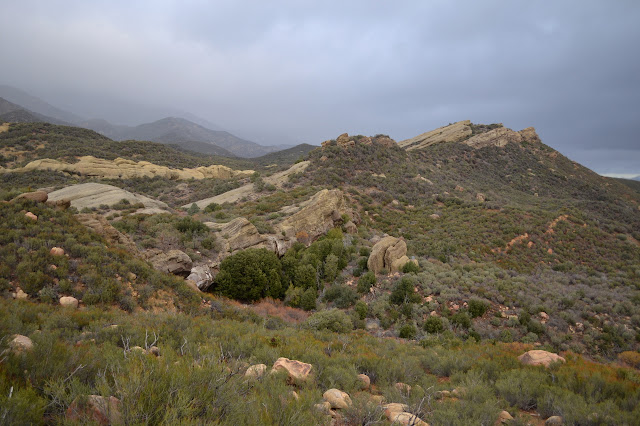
[399,120,472,150]
[368,236,410,273]
[276,189,352,240]
[518,350,566,367]
[464,126,540,149]
[322,133,396,149]
[48,183,169,213]
[15,156,254,180]
[209,218,267,252]
[75,214,140,255]
[271,357,313,381]
[323,389,352,410]
[147,249,193,275]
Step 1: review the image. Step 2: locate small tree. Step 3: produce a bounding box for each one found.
[300,288,317,311]
[390,277,420,305]
[357,271,376,294]
[216,248,283,302]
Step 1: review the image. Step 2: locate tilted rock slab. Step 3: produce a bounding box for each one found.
[271,357,313,381]
[276,189,350,240]
[464,127,540,149]
[147,249,193,275]
[75,213,140,255]
[518,350,566,368]
[16,155,254,180]
[48,183,169,212]
[399,120,472,150]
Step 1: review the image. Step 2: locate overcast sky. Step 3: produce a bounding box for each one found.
[1,1,638,175]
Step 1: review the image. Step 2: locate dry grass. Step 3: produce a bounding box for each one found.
[0,123,9,133]
[250,298,309,324]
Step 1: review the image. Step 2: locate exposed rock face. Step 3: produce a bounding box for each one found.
[11,190,48,203]
[545,416,563,425]
[323,389,352,410]
[368,236,409,273]
[344,221,358,234]
[336,133,355,148]
[518,350,566,367]
[66,395,122,425]
[271,357,313,381]
[47,199,71,210]
[9,335,33,354]
[13,287,28,300]
[399,120,472,150]
[245,364,267,379]
[75,214,140,255]
[48,183,169,213]
[212,218,267,252]
[464,127,540,149]
[17,156,254,180]
[59,296,79,309]
[187,265,215,291]
[276,189,350,240]
[497,410,514,424]
[147,250,193,275]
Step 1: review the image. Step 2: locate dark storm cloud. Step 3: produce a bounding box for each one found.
[0,1,638,174]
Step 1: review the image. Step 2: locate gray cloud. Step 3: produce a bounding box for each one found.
[0,0,638,174]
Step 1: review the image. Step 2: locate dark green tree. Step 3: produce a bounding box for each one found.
[216,248,283,302]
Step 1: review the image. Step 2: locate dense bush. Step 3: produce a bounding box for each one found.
[215,249,284,302]
[305,309,353,333]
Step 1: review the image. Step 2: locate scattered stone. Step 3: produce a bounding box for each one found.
[314,401,332,413]
[245,364,267,379]
[12,190,48,203]
[430,214,440,220]
[383,403,410,417]
[323,388,352,410]
[9,334,33,354]
[344,221,358,234]
[476,193,486,202]
[13,287,28,300]
[59,296,79,309]
[388,412,429,426]
[357,373,371,390]
[434,390,450,399]
[66,395,122,425]
[496,410,514,424]
[50,247,65,256]
[148,346,160,357]
[394,382,412,393]
[25,212,37,221]
[518,350,566,368]
[271,357,313,381]
[539,312,549,321]
[545,416,563,425]
[455,185,464,192]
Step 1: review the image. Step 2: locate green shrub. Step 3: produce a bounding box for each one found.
[390,277,420,305]
[424,316,445,333]
[398,324,417,339]
[305,309,353,333]
[300,288,317,311]
[468,299,489,318]
[354,301,368,320]
[323,284,358,308]
[451,312,472,329]
[495,368,548,410]
[357,271,376,294]
[402,261,420,274]
[216,249,284,302]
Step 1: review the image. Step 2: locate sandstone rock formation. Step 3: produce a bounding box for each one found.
[24,212,37,221]
[357,373,371,390]
[50,247,65,256]
[16,156,254,180]
[66,395,122,425]
[323,388,352,410]
[383,403,428,426]
[464,127,540,149]
[399,120,472,150]
[368,236,410,273]
[545,416,563,425]
[75,214,140,255]
[517,350,566,367]
[497,410,514,424]
[59,296,79,309]
[147,250,193,275]
[11,190,48,203]
[276,189,351,240]
[48,183,169,213]
[186,161,310,208]
[210,217,267,252]
[271,357,313,381]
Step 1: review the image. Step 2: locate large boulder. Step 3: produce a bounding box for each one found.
[75,214,140,255]
[212,217,267,252]
[187,265,215,291]
[9,335,33,354]
[48,183,169,213]
[518,350,566,368]
[59,296,79,309]
[271,357,313,381]
[388,412,429,426]
[323,389,352,410]
[464,126,540,150]
[276,189,351,240]
[245,364,267,379]
[66,395,122,425]
[368,236,409,273]
[147,250,193,275]
[11,190,48,203]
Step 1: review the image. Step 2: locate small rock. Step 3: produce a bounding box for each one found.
[518,350,565,368]
[323,388,352,410]
[455,185,464,192]
[59,296,79,309]
[545,416,563,425]
[9,334,33,354]
[434,390,450,399]
[496,410,514,424]
[147,346,160,357]
[314,401,332,413]
[430,213,440,220]
[245,364,267,379]
[389,412,429,426]
[394,382,411,393]
[25,212,37,221]
[50,247,65,256]
[271,357,313,381]
[383,403,409,418]
[451,387,466,397]
[14,287,28,300]
[66,395,122,425]
[476,193,486,202]
[357,373,371,390]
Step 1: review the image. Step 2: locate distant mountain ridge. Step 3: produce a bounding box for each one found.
[0,85,291,158]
